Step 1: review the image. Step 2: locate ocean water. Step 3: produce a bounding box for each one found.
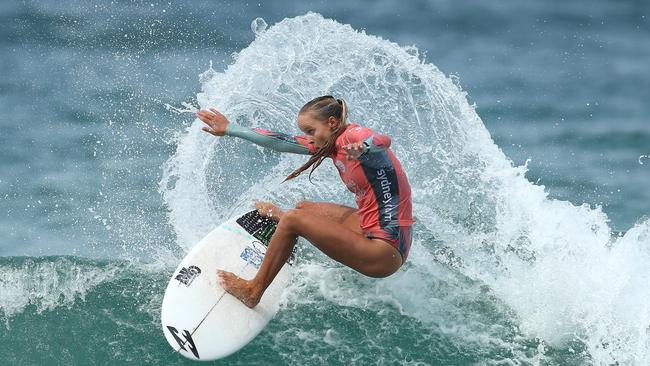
[1,1,649,365]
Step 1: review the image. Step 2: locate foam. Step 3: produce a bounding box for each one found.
[0,257,120,321]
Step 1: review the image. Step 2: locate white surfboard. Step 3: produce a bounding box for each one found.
[160,210,296,361]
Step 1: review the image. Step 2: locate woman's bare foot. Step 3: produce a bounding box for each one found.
[254,201,284,223]
[216,270,262,308]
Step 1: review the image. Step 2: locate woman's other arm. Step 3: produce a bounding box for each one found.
[197,108,316,155]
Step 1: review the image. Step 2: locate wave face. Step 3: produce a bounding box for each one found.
[2,13,648,365]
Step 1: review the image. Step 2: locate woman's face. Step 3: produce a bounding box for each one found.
[297,112,338,150]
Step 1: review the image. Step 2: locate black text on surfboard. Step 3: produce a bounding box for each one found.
[174,265,201,286]
[166,326,200,359]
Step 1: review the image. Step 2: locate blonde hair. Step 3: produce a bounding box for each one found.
[283,96,348,182]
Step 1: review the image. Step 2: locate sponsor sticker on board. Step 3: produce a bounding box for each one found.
[240,246,264,268]
[175,265,201,286]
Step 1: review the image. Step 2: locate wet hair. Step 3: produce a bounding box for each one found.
[283,95,348,182]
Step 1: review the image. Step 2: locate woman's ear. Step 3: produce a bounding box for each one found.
[328,116,338,129]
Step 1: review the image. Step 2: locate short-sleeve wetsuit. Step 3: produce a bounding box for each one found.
[225,123,414,261]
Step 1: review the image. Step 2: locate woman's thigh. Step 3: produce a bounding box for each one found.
[281,208,401,277]
[294,201,362,235]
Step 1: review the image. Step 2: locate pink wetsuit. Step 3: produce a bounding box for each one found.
[296,124,414,261]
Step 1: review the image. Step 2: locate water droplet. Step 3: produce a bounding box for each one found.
[251,17,267,36]
[199,61,216,83]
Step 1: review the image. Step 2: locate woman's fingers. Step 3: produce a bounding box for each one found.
[197,110,218,131]
[196,111,211,123]
[202,126,216,135]
[344,142,364,151]
[343,143,365,160]
[196,107,228,136]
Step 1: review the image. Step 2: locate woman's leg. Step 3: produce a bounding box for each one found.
[294,201,362,234]
[254,200,361,233]
[218,204,402,308]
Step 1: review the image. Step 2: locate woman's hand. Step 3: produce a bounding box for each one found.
[196,108,229,136]
[343,142,368,160]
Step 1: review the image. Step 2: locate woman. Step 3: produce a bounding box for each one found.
[196,96,414,308]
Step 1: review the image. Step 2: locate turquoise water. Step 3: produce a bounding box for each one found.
[1,2,649,365]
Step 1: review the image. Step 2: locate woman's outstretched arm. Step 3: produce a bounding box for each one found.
[227,125,315,155]
[197,108,316,155]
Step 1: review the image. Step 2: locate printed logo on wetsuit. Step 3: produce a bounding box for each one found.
[377,168,395,222]
[345,180,366,197]
[175,265,201,286]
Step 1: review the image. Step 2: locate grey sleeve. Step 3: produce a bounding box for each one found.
[225,124,313,155]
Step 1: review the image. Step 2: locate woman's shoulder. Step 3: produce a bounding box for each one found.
[338,123,374,143]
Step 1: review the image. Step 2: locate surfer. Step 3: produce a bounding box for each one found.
[196,96,414,308]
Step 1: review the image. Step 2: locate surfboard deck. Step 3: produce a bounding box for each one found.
[160,210,296,361]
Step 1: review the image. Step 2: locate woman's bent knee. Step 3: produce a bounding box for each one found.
[278,209,303,232]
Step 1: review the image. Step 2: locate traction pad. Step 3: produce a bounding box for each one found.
[236,210,297,265]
